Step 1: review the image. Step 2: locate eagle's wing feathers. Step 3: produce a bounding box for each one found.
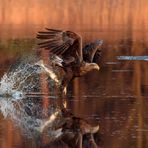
[37,28,82,61]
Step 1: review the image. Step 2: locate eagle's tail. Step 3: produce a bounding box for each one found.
[50,55,75,67]
[35,60,60,85]
[50,55,63,67]
[35,59,44,67]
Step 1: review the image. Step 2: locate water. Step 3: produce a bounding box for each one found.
[0,54,65,142]
[117,56,148,61]
[0,1,148,145]
[0,34,147,148]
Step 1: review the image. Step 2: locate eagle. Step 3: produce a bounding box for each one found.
[36,28,103,94]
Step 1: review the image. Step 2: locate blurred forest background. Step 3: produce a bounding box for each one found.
[0,0,148,38]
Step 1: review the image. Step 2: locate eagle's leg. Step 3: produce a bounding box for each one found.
[59,77,70,97]
[59,78,68,97]
[59,69,73,97]
[58,80,68,98]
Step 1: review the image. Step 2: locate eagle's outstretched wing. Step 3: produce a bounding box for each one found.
[83,40,103,63]
[37,28,83,62]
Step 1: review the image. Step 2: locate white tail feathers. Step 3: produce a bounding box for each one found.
[50,55,63,67]
[35,60,44,67]
[35,60,60,85]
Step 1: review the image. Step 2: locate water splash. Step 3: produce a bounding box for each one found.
[0,95,63,139]
[0,56,39,97]
[0,55,64,139]
[0,54,62,97]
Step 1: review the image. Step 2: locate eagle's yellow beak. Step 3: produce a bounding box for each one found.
[92,63,100,71]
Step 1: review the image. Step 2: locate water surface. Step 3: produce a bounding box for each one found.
[0,29,148,148]
[1,1,148,147]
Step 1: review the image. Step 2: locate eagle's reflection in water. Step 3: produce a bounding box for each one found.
[0,95,99,148]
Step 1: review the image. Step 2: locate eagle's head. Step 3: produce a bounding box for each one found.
[83,40,103,63]
[91,40,103,63]
[93,39,103,55]
[93,40,103,48]
[80,62,100,75]
[88,63,100,71]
